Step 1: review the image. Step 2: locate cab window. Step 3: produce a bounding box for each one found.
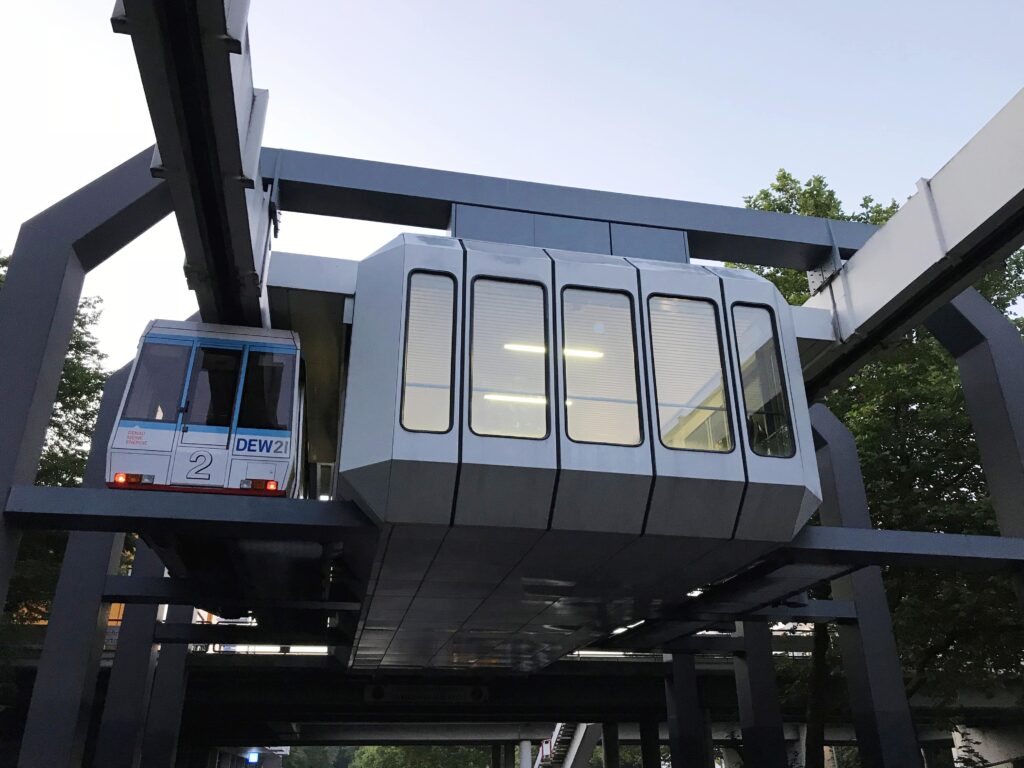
[122,342,191,423]
[183,347,243,428]
[732,305,795,458]
[237,351,296,431]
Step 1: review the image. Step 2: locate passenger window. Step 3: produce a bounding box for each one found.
[649,297,733,452]
[122,342,192,423]
[237,351,296,431]
[401,272,456,433]
[184,347,243,428]
[470,279,548,439]
[731,305,795,458]
[562,288,641,446]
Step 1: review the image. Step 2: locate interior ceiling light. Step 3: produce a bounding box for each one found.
[483,393,547,405]
[504,343,603,359]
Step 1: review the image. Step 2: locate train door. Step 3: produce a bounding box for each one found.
[169,341,244,487]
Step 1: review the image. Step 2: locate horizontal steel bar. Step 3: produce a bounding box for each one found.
[4,485,376,541]
[260,148,876,270]
[104,575,361,612]
[783,525,1024,570]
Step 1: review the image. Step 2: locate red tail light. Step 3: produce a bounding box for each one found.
[114,473,128,484]
[266,480,278,492]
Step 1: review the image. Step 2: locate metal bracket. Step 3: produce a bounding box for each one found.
[806,219,845,296]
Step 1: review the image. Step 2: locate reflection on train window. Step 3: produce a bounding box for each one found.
[731,305,795,458]
[238,352,296,431]
[562,288,641,446]
[648,297,733,452]
[471,279,548,439]
[122,342,192,423]
[184,347,242,428]
[401,272,456,433]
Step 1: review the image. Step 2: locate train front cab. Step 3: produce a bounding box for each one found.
[106,320,302,496]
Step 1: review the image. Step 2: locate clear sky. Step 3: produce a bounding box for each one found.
[1,1,1021,367]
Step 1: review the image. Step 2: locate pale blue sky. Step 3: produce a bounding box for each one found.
[1,1,1021,364]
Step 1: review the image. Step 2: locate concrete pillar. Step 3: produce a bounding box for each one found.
[519,740,532,768]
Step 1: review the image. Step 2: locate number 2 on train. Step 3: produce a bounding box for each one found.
[186,450,213,480]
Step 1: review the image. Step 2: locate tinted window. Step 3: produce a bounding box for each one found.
[237,351,296,430]
[122,342,191,423]
[470,279,548,439]
[732,305,795,458]
[562,288,641,446]
[401,272,456,433]
[184,347,243,428]
[649,297,733,452]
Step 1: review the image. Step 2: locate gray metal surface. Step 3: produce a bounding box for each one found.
[16,366,128,768]
[260,149,875,269]
[733,622,788,768]
[802,88,1024,396]
[117,0,269,325]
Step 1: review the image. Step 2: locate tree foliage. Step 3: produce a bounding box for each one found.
[348,746,489,768]
[740,171,1024,713]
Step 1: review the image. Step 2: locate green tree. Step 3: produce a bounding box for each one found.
[0,254,107,621]
[739,171,1024,767]
[349,746,489,768]
[283,746,357,768]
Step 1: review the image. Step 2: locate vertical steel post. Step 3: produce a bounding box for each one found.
[733,622,788,768]
[502,742,516,768]
[601,723,620,768]
[492,744,503,768]
[519,740,533,768]
[665,654,714,768]
[17,367,130,768]
[92,540,166,768]
[811,404,923,768]
[638,720,661,768]
[139,603,195,768]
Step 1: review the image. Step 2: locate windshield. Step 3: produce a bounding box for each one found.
[237,351,296,430]
[122,342,191,423]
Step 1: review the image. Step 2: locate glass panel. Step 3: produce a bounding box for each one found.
[122,342,192,423]
[470,279,548,439]
[562,289,641,445]
[732,305,795,458]
[237,351,296,431]
[184,347,243,428]
[649,297,733,452]
[401,273,456,432]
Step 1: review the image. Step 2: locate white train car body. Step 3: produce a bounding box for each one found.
[106,320,302,496]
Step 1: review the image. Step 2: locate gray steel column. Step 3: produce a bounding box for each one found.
[811,404,923,768]
[733,622,788,768]
[92,540,166,768]
[491,744,502,768]
[139,603,195,768]
[601,723,619,768]
[17,367,129,768]
[665,654,713,768]
[926,289,1024,549]
[502,742,516,768]
[0,148,168,611]
[638,720,661,768]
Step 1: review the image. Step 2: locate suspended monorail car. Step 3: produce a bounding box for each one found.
[106,320,302,496]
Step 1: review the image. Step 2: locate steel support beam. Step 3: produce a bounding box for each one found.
[116,0,270,325]
[140,603,194,768]
[926,288,1024,545]
[812,405,923,768]
[804,87,1024,395]
[92,541,166,768]
[259,148,874,270]
[665,654,713,768]
[0,147,169,611]
[5,485,376,541]
[103,575,360,612]
[601,723,620,768]
[733,622,788,768]
[638,720,661,768]
[17,367,129,768]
